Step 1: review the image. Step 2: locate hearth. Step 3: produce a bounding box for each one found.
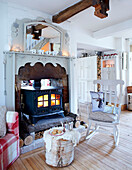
[21,85,64,123]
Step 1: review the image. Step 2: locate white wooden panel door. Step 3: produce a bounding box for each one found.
[77,56,97,103]
[101,68,108,79]
[101,57,117,80]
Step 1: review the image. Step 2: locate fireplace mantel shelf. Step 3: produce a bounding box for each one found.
[3,51,75,59]
[4,51,72,75]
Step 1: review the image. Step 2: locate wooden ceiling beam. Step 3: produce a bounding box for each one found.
[26,24,48,34]
[52,0,93,24]
[52,0,109,24]
[93,0,109,19]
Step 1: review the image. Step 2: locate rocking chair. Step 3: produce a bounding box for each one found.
[86,79,124,146]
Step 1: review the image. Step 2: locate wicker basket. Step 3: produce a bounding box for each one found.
[45,138,74,167]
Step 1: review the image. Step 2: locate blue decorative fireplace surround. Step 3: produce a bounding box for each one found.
[21,85,64,124]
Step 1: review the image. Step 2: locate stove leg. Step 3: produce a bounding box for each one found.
[31,117,38,124]
[58,112,65,118]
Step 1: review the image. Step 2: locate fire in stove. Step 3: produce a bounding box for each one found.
[38,95,48,108]
[51,94,60,106]
[37,94,60,108]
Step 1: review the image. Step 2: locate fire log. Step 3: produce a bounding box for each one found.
[20,131,33,146]
[35,131,44,140]
[19,138,24,148]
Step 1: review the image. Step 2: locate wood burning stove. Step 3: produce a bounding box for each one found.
[21,86,64,123]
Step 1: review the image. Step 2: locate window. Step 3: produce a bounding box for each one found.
[37,94,48,108]
[51,94,60,106]
[102,59,115,68]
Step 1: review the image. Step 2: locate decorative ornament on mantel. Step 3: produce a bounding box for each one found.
[62,51,69,57]
[12,22,19,37]
[10,45,22,52]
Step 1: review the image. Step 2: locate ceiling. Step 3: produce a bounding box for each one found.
[1,0,132,51]
[77,43,111,52]
[2,0,132,33]
[69,0,132,32]
[1,0,79,15]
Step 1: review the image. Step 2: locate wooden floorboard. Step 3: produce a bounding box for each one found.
[8,110,132,170]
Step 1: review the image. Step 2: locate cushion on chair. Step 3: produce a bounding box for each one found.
[103,105,119,115]
[89,110,118,122]
[90,91,104,112]
[0,106,7,138]
[103,105,115,114]
[6,111,19,136]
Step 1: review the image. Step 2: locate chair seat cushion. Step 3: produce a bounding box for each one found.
[0,106,7,137]
[89,111,118,122]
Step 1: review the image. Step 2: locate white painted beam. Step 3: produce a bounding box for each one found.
[93,19,132,39]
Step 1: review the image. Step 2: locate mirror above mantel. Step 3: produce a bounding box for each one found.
[24,21,63,55]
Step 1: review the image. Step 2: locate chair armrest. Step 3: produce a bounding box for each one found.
[6,111,19,138]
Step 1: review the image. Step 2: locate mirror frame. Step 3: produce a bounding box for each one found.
[24,21,64,54]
